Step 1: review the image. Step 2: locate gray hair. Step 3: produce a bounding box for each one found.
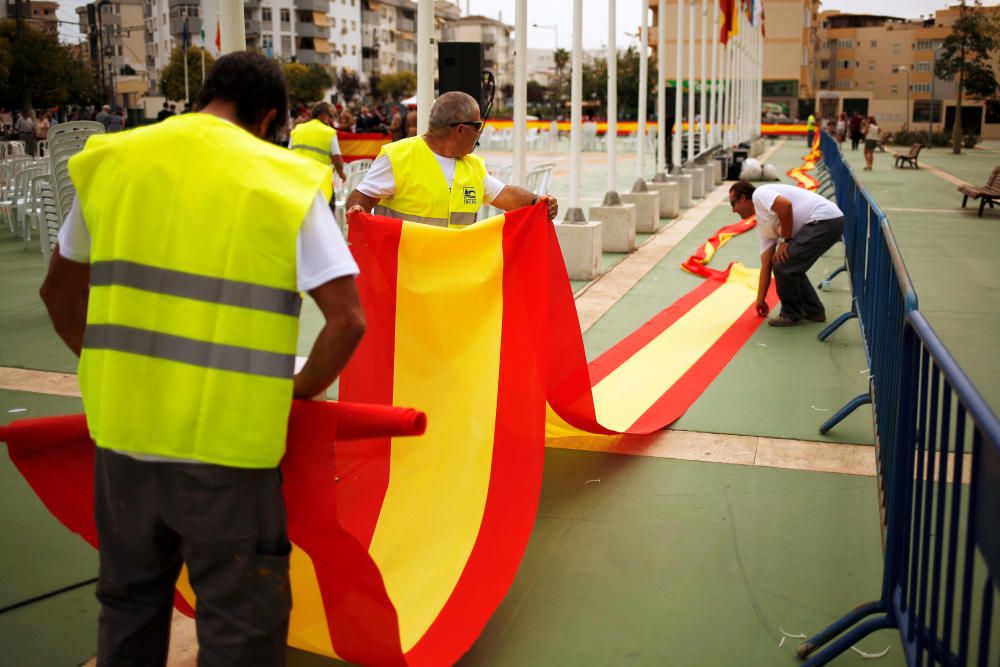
[427,91,479,133]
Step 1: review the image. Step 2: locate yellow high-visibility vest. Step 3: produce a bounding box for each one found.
[375,136,487,229]
[290,118,337,165]
[68,113,332,468]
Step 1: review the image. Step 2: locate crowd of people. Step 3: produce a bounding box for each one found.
[805,111,881,171]
[288,100,418,141]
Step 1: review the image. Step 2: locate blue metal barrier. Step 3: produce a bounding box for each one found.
[796,136,1000,666]
[816,133,918,437]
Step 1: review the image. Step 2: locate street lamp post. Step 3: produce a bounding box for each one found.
[928,44,944,149]
[533,23,559,118]
[899,65,910,132]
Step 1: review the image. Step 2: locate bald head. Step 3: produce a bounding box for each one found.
[427,91,480,136]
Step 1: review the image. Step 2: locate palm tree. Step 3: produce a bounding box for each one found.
[552,48,570,117]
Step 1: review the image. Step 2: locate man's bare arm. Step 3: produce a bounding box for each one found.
[756,245,775,317]
[490,185,559,220]
[294,275,366,399]
[39,249,91,357]
[345,189,380,217]
[332,154,347,182]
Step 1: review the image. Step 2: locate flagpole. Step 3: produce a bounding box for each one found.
[636,0,648,181]
[656,0,667,175]
[686,0,695,164]
[709,0,719,146]
[183,18,190,106]
[699,0,707,154]
[670,0,681,172]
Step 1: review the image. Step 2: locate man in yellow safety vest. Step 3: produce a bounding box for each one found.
[290,100,348,183]
[345,91,558,228]
[39,52,366,665]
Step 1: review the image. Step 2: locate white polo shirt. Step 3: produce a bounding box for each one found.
[752,184,843,253]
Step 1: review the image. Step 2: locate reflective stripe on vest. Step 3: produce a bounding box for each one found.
[375,136,486,227]
[84,324,296,379]
[91,260,303,317]
[68,113,331,468]
[290,119,337,165]
[374,206,479,229]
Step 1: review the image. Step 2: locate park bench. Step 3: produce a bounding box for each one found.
[958,165,1000,217]
[891,142,922,168]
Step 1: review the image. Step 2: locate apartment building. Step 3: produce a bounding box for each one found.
[813,4,1000,137]
[328,0,362,74]
[78,0,150,106]
[650,0,820,120]
[359,0,462,84]
[0,0,58,36]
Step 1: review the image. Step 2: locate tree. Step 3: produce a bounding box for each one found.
[160,46,215,103]
[935,0,1000,153]
[552,47,570,116]
[526,80,547,105]
[283,63,334,106]
[615,46,657,120]
[338,67,361,103]
[377,71,416,100]
[0,20,99,111]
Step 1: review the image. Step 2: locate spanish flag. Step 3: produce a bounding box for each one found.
[6,204,776,665]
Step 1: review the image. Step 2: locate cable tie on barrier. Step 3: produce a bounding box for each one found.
[810,405,831,412]
[850,645,890,659]
[585,479,601,486]
[777,636,786,648]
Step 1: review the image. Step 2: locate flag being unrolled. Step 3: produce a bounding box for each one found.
[6,204,776,666]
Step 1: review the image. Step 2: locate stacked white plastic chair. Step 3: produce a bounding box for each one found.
[524,163,556,196]
[478,162,514,221]
[43,121,105,260]
[335,159,373,233]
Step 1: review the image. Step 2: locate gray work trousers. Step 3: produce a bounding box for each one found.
[772,216,844,321]
[94,448,291,667]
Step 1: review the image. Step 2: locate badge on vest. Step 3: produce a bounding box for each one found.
[463,187,477,205]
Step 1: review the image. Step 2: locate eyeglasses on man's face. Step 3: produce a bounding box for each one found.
[451,121,484,130]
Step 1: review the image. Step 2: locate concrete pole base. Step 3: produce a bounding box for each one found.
[683,167,706,199]
[621,191,661,232]
[588,202,637,252]
[662,174,692,209]
[554,218,603,280]
[644,181,679,219]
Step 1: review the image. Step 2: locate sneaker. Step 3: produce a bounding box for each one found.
[768,315,802,327]
[804,312,827,323]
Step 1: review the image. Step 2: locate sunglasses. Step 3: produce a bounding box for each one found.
[451,121,485,130]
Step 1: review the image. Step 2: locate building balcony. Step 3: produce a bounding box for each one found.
[169,16,202,37]
[245,19,261,35]
[362,11,378,25]
[244,0,259,7]
[362,31,376,48]
[481,30,496,44]
[397,17,415,32]
[294,0,328,13]
[295,21,323,38]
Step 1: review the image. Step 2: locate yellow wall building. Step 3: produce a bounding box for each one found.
[811,4,1000,138]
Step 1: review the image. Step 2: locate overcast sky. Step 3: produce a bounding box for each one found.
[55,0,997,46]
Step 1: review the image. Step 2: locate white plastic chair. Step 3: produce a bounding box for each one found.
[524,163,556,196]
[46,121,104,226]
[582,122,602,151]
[35,139,48,158]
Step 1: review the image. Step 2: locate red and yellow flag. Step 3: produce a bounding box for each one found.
[6,204,778,665]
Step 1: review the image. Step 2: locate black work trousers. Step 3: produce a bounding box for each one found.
[94,448,291,667]
[772,216,844,321]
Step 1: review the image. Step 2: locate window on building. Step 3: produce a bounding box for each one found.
[352,44,356,54]
[869,60,875,70]
[836,39,853,48]
[262,7,271,21]
[913,83,931,93]
[839,59,851,69]
[915,61,932,72]
[280,8,290,23]
[890,84,898,94]
[331,17,336,26]
[263,34,273,49]
[915,99,943,123]
[892,64,900,73]
[282,35,291,51]
[870,40,877,48]
[915,39,934,50]
[822,40,830,49]
[820,60,830,70]
[835,80,852,90]
[892,43,900,53]
[351,20,356,29]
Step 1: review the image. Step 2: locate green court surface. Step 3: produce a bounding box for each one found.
[12,135,1000,665]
